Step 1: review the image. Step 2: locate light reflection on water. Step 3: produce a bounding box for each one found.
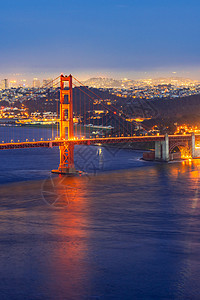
[1,153,200,298]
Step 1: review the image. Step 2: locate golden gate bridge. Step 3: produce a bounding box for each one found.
[0,74,199,174]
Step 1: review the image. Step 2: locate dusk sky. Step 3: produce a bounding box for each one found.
[1,0,200,80]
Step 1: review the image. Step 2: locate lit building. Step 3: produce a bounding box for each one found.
[1,79,9,89]
[33,78,40,88]
[10,80,17,88]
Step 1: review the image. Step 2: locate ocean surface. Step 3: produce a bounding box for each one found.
[1,127,200,299]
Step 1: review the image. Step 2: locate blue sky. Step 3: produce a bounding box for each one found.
[0,0,200,80]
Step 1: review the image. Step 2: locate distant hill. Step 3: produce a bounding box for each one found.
[83,76,199,89]
[131,94,200,119]
[83,77,135,89]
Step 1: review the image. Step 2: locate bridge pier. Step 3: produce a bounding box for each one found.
[155,134,169,161]
[191,132,195,158]
[52,142,77,175]
[155,141,161,160]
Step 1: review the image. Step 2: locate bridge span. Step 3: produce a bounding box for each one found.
[0,133,198,149]
[0,133,199,169]
[1,74,199,174]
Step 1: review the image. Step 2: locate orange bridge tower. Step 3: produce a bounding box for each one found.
[52,74,76,174]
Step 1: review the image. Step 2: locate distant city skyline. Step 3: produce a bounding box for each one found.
[1,68,200,87]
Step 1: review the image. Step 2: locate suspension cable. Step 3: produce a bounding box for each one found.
[72,75,132,119]
[72,81,128,122]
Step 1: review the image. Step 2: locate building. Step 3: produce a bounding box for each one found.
[1,79,9,89]
[33,78,40,88]
[9,80,17,88]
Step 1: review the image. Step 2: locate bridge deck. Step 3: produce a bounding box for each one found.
[0,134,198,150]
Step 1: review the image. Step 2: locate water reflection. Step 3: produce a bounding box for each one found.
[42,176,92,299]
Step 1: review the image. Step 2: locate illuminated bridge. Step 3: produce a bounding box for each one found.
[0,74,199,174]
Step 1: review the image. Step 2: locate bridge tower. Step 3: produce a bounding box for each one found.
[52,74,76,174]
